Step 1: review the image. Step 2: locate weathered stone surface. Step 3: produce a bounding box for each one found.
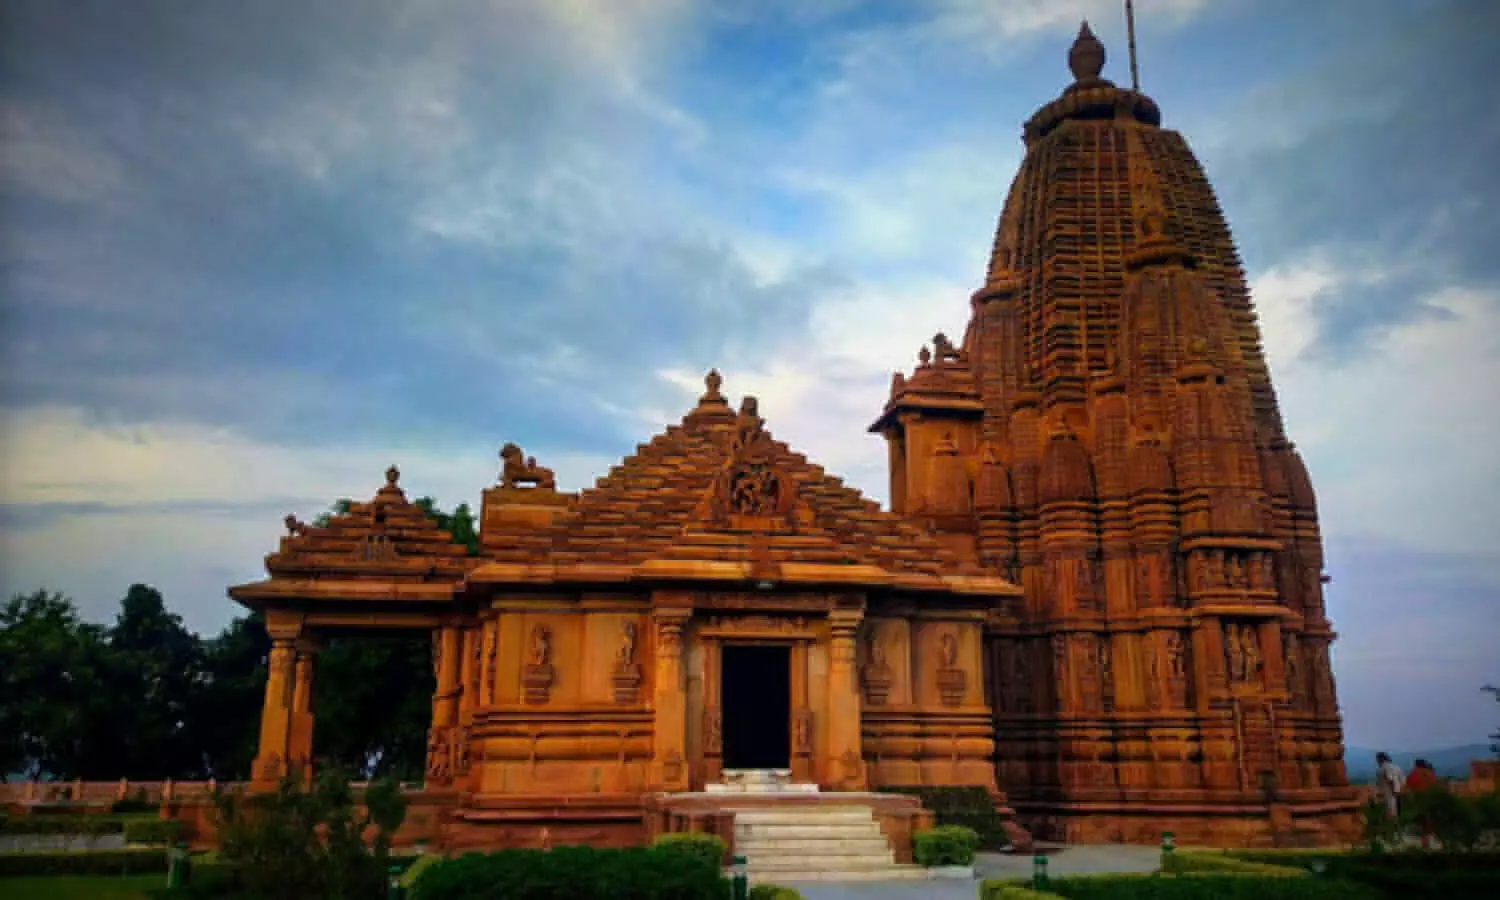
[869,24,1356,844]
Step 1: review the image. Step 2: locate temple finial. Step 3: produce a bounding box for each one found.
[1068,20,1106,83]
[702,368,724,402]
[385,464,400,487]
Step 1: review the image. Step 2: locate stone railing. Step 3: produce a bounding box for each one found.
[1,778,434,809]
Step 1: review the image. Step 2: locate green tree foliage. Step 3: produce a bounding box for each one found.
[0,590,117,778]
[0,495,481,781]
[108,585,205,778]
[213,769,406,900]
[313,636,435,780]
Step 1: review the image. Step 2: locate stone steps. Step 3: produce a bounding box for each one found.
[731,802,924,884]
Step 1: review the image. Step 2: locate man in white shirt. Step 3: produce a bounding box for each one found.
[1375,752,1405,819]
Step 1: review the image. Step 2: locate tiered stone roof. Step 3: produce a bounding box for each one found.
[230,466,477,609]
[471,374,1018,598]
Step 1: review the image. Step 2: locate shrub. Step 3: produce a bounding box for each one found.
[212,768,407,900]
[1040,874,1377,900]
[125,818,186,846]
[407,845,729,900]
[980,885,1066,900]
[0,848,170,877]
[0,813,134,835]
[912,824,979,867]
[652,831,728,869]
[399,853,444,887]
[748,886,803,900]
[1162,852,1305,877]
[113,789,160,814]
[881,785,1007,847]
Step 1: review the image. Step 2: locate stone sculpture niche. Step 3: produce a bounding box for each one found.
[611,620,642,704]
[523,624,555,704]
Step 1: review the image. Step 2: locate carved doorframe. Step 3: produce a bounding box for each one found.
[696,614,817,787]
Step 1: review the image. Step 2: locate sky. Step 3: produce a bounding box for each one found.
[0,0,1495,753]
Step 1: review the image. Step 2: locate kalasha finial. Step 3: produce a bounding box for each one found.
[1068,20,1106,82]
[703,368,724,401]
[918,345,932,366]
[385,464,400,487]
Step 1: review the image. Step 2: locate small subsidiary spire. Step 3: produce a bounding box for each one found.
[1068,21,1106,83]
[1125,0,1141,92]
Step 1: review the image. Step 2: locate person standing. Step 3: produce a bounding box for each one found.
[1404,759,1440,848]
[1375,752,1405,820]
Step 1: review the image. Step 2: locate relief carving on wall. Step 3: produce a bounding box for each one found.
[936,630,966,707]
[1098,637,1115,714]
[523,624,555,705]
[862,625,893,706]
[1078,634,1102,714]
[793,709,813,756]
[1224,622,1263,687]
[480,621,497,706]
[703,708,722,755]
[702,397,799,526]
[612,620,642,704]
[1283,634,1304,707]
[1165,631,1190,708]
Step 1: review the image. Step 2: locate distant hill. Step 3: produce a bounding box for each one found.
[1345,745,1493,782]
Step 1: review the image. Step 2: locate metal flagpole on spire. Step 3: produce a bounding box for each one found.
[1125,0,1141,92]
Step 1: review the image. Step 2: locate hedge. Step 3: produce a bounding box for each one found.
[407,845,729,900]
[0,848,170,877]
[747,887,802,900]
[0,813,154,836]
[124,818,186,845]
[651,831,728,870]
[879,785,1007,847]
[912,824,979,867]
[1162,852,1307,877]
[1037,874,1377,900]
[980,885,1071,900]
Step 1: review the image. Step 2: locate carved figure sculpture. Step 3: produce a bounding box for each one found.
[284,514,306,537]
[932,331,960,361]
[500,443,556,489]
[941,632,959,667]
[530,624,551,667]
[617,621,637,667]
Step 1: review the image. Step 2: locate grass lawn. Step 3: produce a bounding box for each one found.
[0,873,161,899]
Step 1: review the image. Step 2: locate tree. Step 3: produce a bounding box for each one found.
[312,637,434,780]
[0,590,117,778]
[190,614,271,779]
[414,496,479,555]
[107,584,204,778]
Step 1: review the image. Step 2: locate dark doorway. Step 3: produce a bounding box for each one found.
[720,644,791,770]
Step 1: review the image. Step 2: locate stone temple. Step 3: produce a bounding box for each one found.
[230,25,1358,855]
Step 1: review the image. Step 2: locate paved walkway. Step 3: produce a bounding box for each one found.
[784,845,1162,900]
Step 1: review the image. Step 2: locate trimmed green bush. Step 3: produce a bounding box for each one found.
[652,831,729,869]
[112,790,159,814]
[880,785,1007,847]
[1162,852,1306,877]
[748,886,803,900]
[0,812,154,835]
[979,884,1067,900]
[1040,874,1377,900]
[407,845,730,900]
[0,848,170,877]
[124,818,186,845]
[912,824,979,867]
[399,853,444,887]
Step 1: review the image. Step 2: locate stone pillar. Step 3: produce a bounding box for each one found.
[252,623,300,787]
[457,626,477,723]
[434,625,462,728]
[651,606,692,791]
[287,636,320,782]
[827,606,866,790]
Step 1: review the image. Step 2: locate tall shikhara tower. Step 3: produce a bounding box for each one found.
[871,24,1358,844]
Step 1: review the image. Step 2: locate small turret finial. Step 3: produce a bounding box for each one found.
[1068,20,1106,83]
[702,368,724,402]
[385,464,400,487]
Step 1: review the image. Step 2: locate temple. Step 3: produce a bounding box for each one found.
[229,24,1357,851]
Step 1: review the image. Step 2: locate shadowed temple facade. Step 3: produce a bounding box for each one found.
[230,26,1358,848]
